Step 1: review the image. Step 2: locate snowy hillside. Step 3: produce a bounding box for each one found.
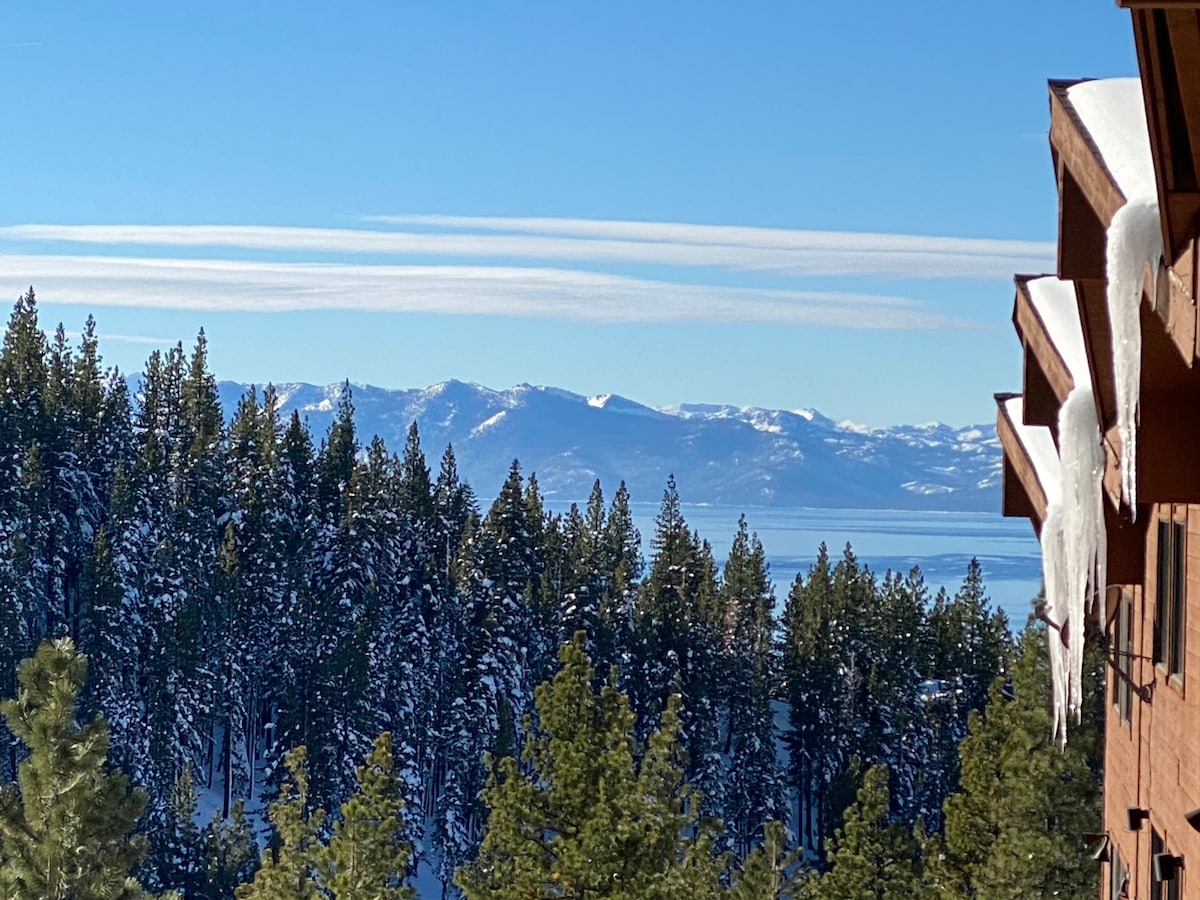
[213,379,1002,511]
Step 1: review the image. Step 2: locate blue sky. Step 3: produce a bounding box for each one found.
[1,2,1138,425]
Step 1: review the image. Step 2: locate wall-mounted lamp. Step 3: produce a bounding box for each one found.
[1084,832,1111,862]
[1128,807,1150,831]
[1153,853,1184,883]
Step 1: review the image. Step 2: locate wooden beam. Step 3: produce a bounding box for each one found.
[1075,278,1118,432]
[1129,8,1200,263]
[1108,390,1200,502]
[1164,10,1200,185]
[1153,256,1197,364]
[1050,82,1128,224]
[1119,1,1200,10]
[1014,278,1077,411]
[1107,504,1149,587]
[1022,343,1060,431]
[995,395,1049,529]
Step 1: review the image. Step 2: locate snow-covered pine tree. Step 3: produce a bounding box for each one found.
[721,515,784,856]
[632,476,723,819]
[434,510,493,885]
[305,392,384,811]
[780,544,840,857]
[859,568,932,826]
[598,480,642,676]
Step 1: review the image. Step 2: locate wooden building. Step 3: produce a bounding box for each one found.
[996,4,1200,898]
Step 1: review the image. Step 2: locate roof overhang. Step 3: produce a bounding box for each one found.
[1118,1,1200,8]
[1012,275,1095,435]
[995,393,1052,532]
[1123,6,1200,266]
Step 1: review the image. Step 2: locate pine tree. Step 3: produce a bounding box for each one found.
[596,480,642,675]
[199,800,257,900]
[316,731,416,900]
[810,764,923,900]
[158,766,204,897]
[721,515,783,856]
[930,625,1100,900]
[236,747,323,900]
[632,477,723,813]
[0,638,151,899]
[732,821,802,899]
[780,545,839,856]
[455,635,727,900]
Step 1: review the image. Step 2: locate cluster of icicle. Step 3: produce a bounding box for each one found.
[1041,385,1107,745]
[1106,197,1162,513]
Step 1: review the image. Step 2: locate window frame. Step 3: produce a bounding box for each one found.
[1152,513,1186,685]
[1112,588,1133,724]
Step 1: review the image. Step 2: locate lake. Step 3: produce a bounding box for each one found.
[618,504,1044,626]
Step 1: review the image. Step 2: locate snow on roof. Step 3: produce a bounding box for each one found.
[1026,277,1089,384]
[1003,396,1062,508]
[1066,78,1156,202]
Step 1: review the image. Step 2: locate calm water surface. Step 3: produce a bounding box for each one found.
[618,504,1044,626]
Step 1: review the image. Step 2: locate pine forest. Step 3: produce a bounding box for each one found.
[0,289,1103,898]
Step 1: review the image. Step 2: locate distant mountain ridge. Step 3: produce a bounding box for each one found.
[212,379,1002,512]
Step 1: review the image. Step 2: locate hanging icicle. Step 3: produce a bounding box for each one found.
[1105,198,1162,515]
[1057,385,1107,731]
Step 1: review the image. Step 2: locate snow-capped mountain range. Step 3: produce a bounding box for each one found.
[216,379,1002,512]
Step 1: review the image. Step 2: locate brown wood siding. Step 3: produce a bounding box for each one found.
[1105,503,1200,899]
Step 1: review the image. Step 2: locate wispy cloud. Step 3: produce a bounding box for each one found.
[6,41,44,48]
[58,329,179,347]
[0,253,979,330]
[97,333,180,346]
[0,219,1055,280]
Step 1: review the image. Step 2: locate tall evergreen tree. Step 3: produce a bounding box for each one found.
[455,635,727,900]
[0,638,151,900]
[632,476,723,813]
[316,731,416,900]
[732,821,802,900]
[236,747,324,900]
[810,764,924,900]
[721,516,783,856]
[930,625,1100,900]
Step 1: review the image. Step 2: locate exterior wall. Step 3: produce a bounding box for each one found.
[1105,502,1200,899]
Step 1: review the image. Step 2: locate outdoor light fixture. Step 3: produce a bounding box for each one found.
[1128,807,1150,831]
[1084,832,1111,862]
[1153,852,1184,882]
[1186,808,1200,832]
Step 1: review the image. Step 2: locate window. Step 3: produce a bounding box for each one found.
[1152,829,1163,900]
[1153,518,1186,680]
[1151,829,1182,900]
[1113,589,1133,723]
[1111,847,1128,900]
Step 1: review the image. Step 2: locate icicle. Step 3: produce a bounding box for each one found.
[1105,198,1162,515]
[1057,385,1107,724]
[1040,502,1070,745]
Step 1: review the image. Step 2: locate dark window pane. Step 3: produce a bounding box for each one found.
[1122,593,1133,722]
[1152,829,1164,900]
[1172,521,1186,678]
[1155,522,1170,665]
